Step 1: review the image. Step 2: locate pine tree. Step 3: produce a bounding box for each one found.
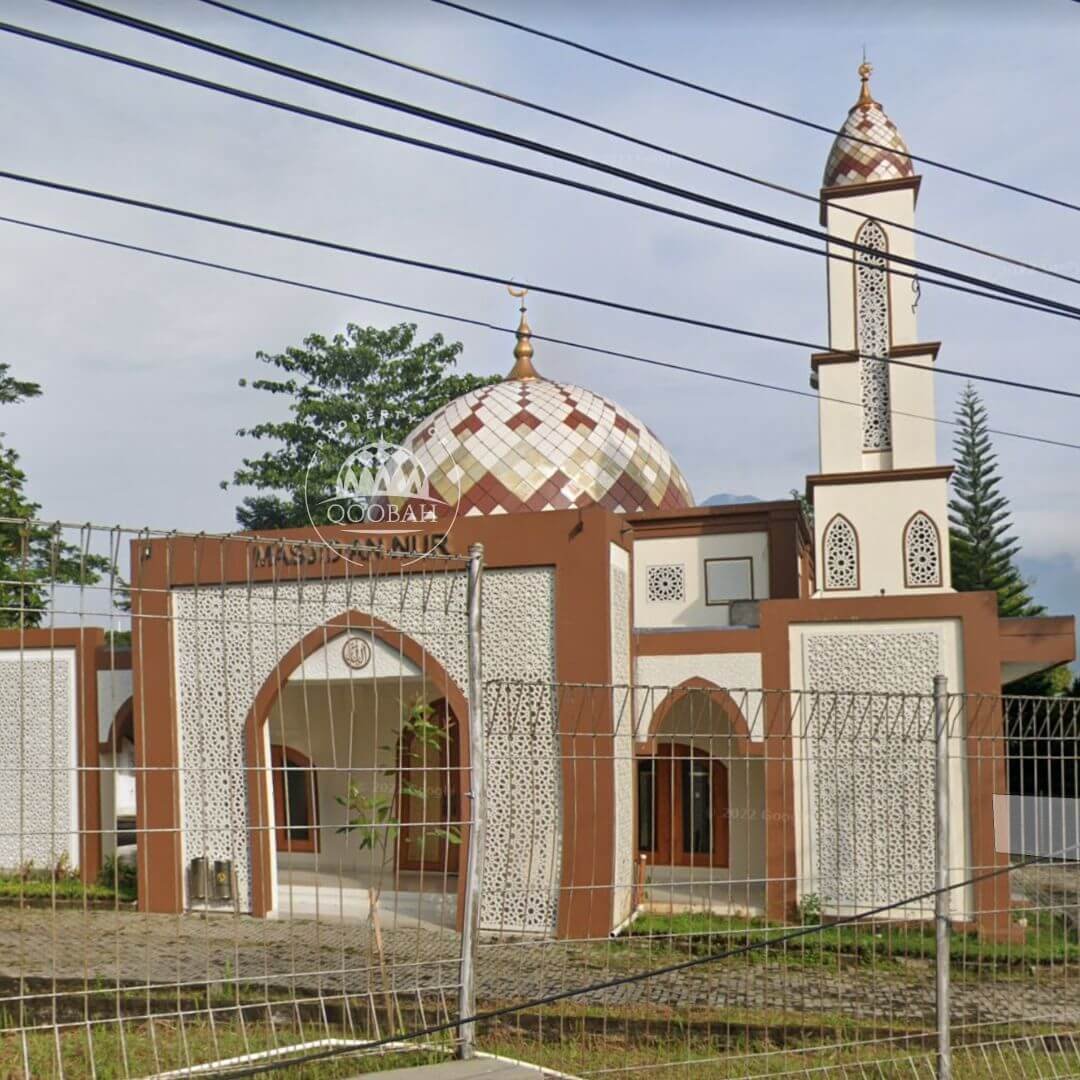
[949,383,1042,617]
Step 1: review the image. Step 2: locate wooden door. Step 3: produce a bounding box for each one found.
[397,701,460,874]
[637,743,728,868]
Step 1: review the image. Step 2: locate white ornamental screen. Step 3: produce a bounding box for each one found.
[855,219,892,452]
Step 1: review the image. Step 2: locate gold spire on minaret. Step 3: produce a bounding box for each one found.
[506,285,540,380]
[856,55,877,109]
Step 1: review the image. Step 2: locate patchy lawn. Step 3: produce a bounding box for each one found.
[619,910,1080,969]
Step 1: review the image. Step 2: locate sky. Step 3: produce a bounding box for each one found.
[1,0,1079,629]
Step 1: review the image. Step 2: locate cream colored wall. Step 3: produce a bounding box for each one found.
[816,359,864,474]
[634,653,764,740]
[96,669,131,743]
[813,476,951,596]
[99,739,136,860]
[633,532,770,629]
[818,185,939,478]
[268,677,437,877]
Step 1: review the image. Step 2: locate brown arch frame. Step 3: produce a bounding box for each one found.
[244,610,469,917]
[822,513,860,592]
[640,677,761,758]
[902,510,943,589]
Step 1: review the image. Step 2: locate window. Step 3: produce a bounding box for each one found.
[636,760,656,852]
[704,557,754,606]
[646,563,685,603]
[681,758,714,855]
[270,745,318,853]
[822,514,859,591]
[904,511,942,587]
[855,218,892,452]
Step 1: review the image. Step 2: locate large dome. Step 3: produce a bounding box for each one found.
[823,62,914,189]
[403,306,693,516]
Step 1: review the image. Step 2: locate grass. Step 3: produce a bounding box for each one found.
[0,855,137,904]
[5,1010,1080,1079]
[0,877,129,903]
[0,1018,452,1079]
[480,1029,1080,1079]
[619,910,1080,969]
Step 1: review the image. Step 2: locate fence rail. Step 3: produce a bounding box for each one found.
[0,520,1078,1077]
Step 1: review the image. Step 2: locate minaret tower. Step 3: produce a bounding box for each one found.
[810,61,952,595]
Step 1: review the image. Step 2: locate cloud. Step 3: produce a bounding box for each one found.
[0,0,1075,549]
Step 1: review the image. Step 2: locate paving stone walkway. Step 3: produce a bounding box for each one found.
[1,907,1079,1034]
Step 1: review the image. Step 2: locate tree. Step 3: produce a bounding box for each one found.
[0,363,111,627]
[223,322,499,530]
[337,697,459,1031]
[948,383,1070,695]
[949,383,1043,618]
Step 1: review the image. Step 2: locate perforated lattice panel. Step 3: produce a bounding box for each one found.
[856,219,892,452]
[904,513,942,587]
[646,564,685,603]
[823,516,859,591]
[804,630,939,912]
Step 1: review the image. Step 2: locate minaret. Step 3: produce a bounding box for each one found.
[809,62,952,595]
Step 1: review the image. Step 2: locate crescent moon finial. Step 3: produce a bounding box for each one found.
[505,284,538,380]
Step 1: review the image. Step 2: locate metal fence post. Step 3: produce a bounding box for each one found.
[459,542,486,1059]
[934,674,952,1080]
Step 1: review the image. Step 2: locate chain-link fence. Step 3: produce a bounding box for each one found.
[1,519,1079,1078]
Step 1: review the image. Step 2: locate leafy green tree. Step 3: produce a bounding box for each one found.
[949,383,1043,618]
[223,322,498,529]
[0,363,110,627]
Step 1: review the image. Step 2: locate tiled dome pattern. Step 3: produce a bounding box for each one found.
[405,377,693,516]
[823,93,914,188]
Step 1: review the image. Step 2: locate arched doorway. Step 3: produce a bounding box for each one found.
[397,699,461,875]
[637,679,764,915]
[244,611,469,922]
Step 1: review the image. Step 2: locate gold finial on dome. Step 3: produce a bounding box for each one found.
[506,285,540,380]
[856,55,877,109]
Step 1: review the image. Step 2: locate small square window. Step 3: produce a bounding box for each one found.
[646,564,685,603]
[704,557,753,606]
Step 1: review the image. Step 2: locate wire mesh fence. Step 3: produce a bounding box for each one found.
[474,682,1080,1080]
[0,519,1079,1078]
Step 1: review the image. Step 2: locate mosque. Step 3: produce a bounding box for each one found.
[0,65,1072,941]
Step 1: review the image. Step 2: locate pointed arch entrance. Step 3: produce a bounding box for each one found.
[243,610,470,919]
[637,678,766,914]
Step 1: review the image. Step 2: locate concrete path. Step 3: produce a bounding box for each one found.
[347,1058,573,1080]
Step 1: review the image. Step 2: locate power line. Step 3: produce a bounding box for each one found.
[430,0,1080,217]
[3,210,1078,454]
[27,2,1080,324]
[0,168,1076,402]
[6,167,1080,405]
[196,0,1080,294]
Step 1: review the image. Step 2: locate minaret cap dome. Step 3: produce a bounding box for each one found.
[823,61,915,188]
